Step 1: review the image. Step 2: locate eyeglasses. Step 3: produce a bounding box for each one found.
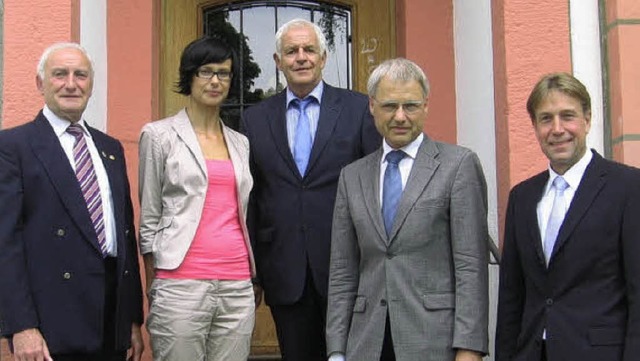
[196,68,232,81]
[373,98,425,115]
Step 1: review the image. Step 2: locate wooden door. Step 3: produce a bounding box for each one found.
[160,0,395,356]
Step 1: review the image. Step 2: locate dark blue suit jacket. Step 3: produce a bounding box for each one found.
[241,83,381,305]
[0,112,143,354]
[496,150,640,361]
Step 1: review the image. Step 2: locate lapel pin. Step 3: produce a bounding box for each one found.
[109,155,116,160]
[101,151,107,158]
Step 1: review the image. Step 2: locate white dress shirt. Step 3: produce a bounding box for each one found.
[537,149,593,244]
[43,105,117,256]
[378,133,424,203]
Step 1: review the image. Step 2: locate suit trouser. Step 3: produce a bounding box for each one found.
[380,312,396,361]
[52,257,126,361]
[270,270,327,361]
[147,278,255,361]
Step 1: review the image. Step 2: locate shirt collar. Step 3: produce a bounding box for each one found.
[381,133,424,163]
[43,105,91,138]
[286,81,324,108]
[544,149,593,195]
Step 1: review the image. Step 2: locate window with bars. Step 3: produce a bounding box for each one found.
[203,1,352,129]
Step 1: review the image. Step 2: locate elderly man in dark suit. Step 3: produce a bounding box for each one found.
[496,72,640,361]
[0,43,144,361]
[241,18,381,361]
[326,58,489,361]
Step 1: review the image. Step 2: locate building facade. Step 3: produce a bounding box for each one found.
[1,0,639,360]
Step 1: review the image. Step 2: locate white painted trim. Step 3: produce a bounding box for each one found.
[453,0,498,244]
[80,0,108,132]
[453,2,498,359]
[570,0,604,154]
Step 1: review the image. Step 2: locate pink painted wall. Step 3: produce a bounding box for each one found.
[2,0,79,129]
[606,0,640,167]
[106,2,157,361]
[397,0,457,144]
[491,0,572,246]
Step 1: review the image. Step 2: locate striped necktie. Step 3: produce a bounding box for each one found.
[67,124,108,258]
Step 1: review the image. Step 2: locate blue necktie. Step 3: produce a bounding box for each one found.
[543,176,569,265]
[293,98,313,176]
[382,150,406,237]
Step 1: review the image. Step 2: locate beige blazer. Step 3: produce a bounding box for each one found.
[138,108,255,276]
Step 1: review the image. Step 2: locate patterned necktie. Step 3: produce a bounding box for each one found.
[382,150,406,237]
[67,124,108,258]
[293,97,313,176]
[543,176,569,265]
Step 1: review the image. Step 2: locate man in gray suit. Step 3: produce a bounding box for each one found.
[326,58,489,361]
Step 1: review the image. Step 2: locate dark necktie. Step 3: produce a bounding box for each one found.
[67,124,108,258]
[543,176,569,265]
[382,150,406,237]
[293,97,313,176]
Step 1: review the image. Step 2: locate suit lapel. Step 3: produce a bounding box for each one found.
[526,174,549,266]
[307,83,339,176]
[360,148,387,242]
[388,138,440,242]
[172,109,207,177]
[268,92,300,178]
[30,114,102,253]
[551,154,606,261]
[223,126,246,194]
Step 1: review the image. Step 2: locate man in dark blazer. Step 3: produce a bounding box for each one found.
[496,72,640,361]
[326,58,488,361]
[241,19,380,361]
[0,43,144,361]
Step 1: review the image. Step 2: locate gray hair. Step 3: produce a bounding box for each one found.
[275,18,327,57]
[37,42,94,79]
[367,58,430,98]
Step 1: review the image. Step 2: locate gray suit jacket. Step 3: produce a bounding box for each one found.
[138,109,255,275]
[326,136,489,361]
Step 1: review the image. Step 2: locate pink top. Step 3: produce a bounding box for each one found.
[156,159,250,280]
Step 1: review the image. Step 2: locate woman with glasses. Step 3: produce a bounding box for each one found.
[138,36,256,361]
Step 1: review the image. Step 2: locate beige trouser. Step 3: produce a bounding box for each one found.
[147,278,255,361]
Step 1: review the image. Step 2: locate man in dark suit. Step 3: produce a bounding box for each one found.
[241,19,381,361]
[496,72,640,361]
[326,57,488,361]
[0,43,144,361]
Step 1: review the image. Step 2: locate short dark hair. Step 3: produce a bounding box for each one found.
[176,36,238,95]
[526,72,591,122]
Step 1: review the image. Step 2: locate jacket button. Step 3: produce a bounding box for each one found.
[125,229,130,236]
[124,270,130,276]
[380,299,387,306]
[63,272,72,280]
[546,298,553,306]
[56,229,65,237]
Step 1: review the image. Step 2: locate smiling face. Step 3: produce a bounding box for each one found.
[189,59,233,108]
[370,76,428,149]
[533,90,591,174]
[36,47,93,123]
[274,24,326,98]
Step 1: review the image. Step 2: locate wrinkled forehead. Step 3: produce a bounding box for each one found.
[45,48,93,71]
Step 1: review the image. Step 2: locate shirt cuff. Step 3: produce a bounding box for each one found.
[328,352,346,361]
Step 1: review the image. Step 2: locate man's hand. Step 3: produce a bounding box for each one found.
[12,328,52,361]
[253,284,263,308]
[455,349,483,361]
[127,323,144,361]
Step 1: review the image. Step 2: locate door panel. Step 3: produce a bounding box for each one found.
[160,0,394,356]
